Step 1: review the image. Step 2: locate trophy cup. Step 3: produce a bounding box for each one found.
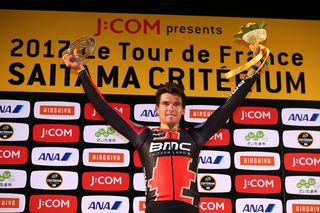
[66,35,96,62]
[224,21,270,79]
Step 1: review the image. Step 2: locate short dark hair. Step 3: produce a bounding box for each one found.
[155,82,186,108]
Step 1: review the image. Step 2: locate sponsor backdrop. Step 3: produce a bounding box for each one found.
[0,9,320,213]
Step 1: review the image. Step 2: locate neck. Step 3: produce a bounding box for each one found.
[160,123,179,130]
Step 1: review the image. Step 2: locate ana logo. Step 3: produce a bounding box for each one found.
[0,146,28,165]
[283,130,320,149]
[233,129,279,148]
[31,147,79,166]
[0,169,27,189]
[29,194,78,212]
[0,99,30,118]
[83,148,130,167]
[34,101,80,120]
[0,123,29,141]
[233,106,278,125]
[286,199,320,213]
[33,124,80,143]
[84,102,130,120]
[81,195,129,212]
[30,170,78,190]
[281,108,320,126]
[236,198,283,213]
[285,176,320,195]
[0,193,25,212]
[234,151,280,171]
[184,105,220,123]
[198,173,231,193]
[284,153,320,172]
[198,150,231,169]
[199,197,232,213]
[134,104,159,122]
[83,125,129,144]
[204,128,230,147]
[82,172,130,191]
[235,174,282,194]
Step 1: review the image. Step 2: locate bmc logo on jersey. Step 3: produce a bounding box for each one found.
[199,197,232,213]
[82,171,130,191]
[236,198,283,213]
[0,193,25,212]
[134,104,159,122]
[0,100,30,118]
[34,101,80,120]
[235,174,282,194]
[29,194,78,213]
[0,146,28,164]
[204,128,230,147]
[233,106,278,125]
[284,153,320,172]
[84,102,130,120]
[281,108,320,126]
[33,124,80,143]
[81,195,129,212]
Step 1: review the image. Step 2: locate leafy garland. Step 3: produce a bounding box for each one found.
[234,21,266,39]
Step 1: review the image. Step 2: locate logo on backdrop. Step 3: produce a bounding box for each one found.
[31,147,79,166]
[235,198,283,213]
[281,108,320,126]
[29,194,78,212]
[81,195,129,212]
[0,123,29,141]
[234,151,280,171]
[0,193,25,212]
[33,124,80,143]
[233,106,278,125]
[0,146,28,164]
[82,148,130,167]
[34,101,80,120]
[0,100,30,118]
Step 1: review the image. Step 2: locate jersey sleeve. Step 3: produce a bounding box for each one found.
[191,73,259,148]
[78,69,149,148]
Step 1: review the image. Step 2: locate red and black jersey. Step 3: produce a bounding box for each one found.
[79,69,258,211]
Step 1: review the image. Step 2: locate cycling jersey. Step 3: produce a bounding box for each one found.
[79,69,259,212]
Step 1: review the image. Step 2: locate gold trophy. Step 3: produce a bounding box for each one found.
[225,21,270,79]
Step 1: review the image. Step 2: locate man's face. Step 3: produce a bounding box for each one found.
[155,93,185,129]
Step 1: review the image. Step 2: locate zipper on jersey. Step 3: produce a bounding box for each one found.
[169,129,175,200]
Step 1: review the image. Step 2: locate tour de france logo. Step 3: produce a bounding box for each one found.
[46,172,63,188]
[200,175,216,191]
[0,124,13,139]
